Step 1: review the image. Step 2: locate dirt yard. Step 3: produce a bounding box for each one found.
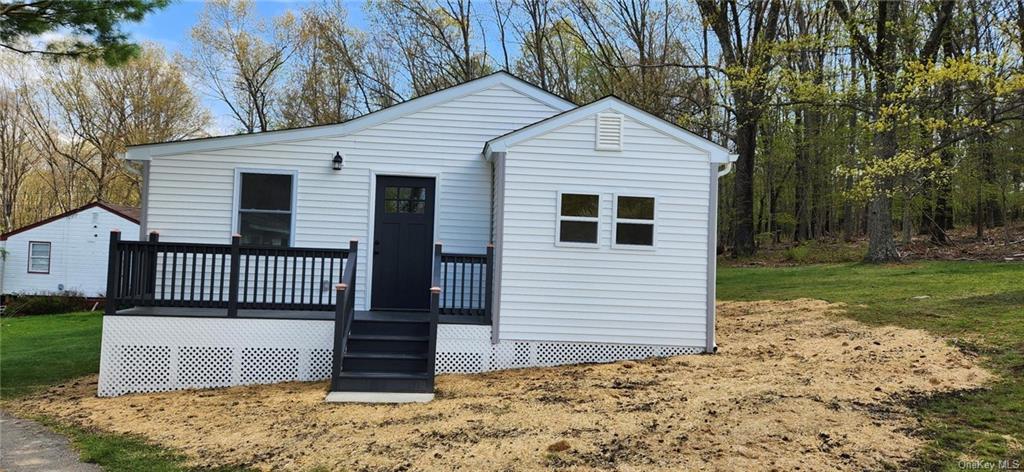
[12,299,994,471]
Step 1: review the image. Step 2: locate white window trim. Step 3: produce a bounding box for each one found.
[555,191,601,248]
[28,241,51,274]
[612,194,657,250]
[231,168,299,246]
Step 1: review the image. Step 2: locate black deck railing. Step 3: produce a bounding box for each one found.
[438,244,493,324]
[105,231,351,316]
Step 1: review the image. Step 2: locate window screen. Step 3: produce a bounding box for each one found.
[238,172,293,246]
[28,241,51,273]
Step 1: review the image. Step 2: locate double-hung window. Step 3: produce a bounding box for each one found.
[236,171,295,246]
[614,196,655,247]
[28,241,51,273]
[557,193,600,245]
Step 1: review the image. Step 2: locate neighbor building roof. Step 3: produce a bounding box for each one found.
[0,202,140,241]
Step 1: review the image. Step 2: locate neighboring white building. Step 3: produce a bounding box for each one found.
[1,202,140,297]
[98,72,736,399]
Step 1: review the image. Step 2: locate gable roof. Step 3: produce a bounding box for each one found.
[484,96,736,163]
[1,202,140,241]
[124,71,576,161]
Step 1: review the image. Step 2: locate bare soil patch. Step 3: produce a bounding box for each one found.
[12,299,994,471]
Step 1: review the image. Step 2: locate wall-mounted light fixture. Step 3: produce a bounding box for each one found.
[332,152,344,171]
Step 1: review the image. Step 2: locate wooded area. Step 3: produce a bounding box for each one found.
[2,0,1022,261]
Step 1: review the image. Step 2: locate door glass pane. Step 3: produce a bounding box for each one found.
[616,223,654,245]
[617,196,654,220]
[561,194,598,217]
[559,221,598,243]
[384,186,427,214]
[239,212,291,246]
[240,173,292,211]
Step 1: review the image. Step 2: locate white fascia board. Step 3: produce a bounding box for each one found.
[124,72,575,161]
[484,96,733,163]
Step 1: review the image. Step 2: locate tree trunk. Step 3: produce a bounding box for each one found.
[794,108,810,241]
[732,112,758,256]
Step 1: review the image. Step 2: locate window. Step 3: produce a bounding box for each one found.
[28,241,51,273]
[236,171,294,246]
[557,193,600,245]
[614,196,655,247]
[384,186,427,214]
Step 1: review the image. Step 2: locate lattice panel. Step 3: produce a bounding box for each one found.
[178,346,232,388]
[99,316,705,396]
[110,345,172,393]
[308,348,334,380]
[241,348,300,384]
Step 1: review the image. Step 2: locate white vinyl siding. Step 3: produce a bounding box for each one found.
[496,112,711,347]
[144,84,562,310]
[1,207,139,296]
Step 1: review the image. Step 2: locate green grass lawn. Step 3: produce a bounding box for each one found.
[719,261,1024,470]
[1,311,103,399]
[1,261,1020,470]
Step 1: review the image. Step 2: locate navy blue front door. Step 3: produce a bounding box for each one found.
[371,176,436,310]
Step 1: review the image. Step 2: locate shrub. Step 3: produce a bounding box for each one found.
[2,292,94,317]
[782,244,811,263]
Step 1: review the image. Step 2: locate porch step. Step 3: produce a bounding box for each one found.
[342,352,428,372]
[333,371,433,393]
[350,319,429,337]
[346,334,429,354]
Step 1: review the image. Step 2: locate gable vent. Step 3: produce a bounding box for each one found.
[595,112,624,151]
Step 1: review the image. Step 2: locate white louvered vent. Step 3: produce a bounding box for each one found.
[595,112,624,151]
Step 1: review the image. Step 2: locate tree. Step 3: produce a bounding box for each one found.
[24,46,209,210]
[697,0,784,257]
[371,0,491,96]
[0,0,168,64]
[186,0,295,133]
[0,58,41,232]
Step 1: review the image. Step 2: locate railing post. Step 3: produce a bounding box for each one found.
[105,230,122,315]
[145,231,159,301]
[485,243,494,324]
[330,282,349,390]
[427,285,441,384]
[228,234,241,317]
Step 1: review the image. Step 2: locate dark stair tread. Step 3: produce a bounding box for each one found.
[347,334,429,341]
[344,352,428,359]
[355,311,431,322]
[337,371,431,379]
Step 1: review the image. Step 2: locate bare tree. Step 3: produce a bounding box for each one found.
[186,0,295,133]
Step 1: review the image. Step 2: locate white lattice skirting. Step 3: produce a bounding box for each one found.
[97,316,705,397]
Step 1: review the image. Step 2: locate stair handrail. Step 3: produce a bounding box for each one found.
[426,242,443,382]
[330,240,359,389]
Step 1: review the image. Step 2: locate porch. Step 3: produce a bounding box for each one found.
[104,231,494,325]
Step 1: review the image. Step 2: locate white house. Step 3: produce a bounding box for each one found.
[98,72,736,401]
[1,202,139,298]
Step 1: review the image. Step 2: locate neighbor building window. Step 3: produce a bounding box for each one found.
[28,241,51,273]
[236,171,294,246]
[557,193,600,245]
[614,196,655,247]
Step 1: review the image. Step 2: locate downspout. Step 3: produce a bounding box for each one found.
[706,155,738,354]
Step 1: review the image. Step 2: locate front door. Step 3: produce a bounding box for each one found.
[371,176,436,310]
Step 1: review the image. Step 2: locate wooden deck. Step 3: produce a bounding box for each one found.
[115,306,433,321]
